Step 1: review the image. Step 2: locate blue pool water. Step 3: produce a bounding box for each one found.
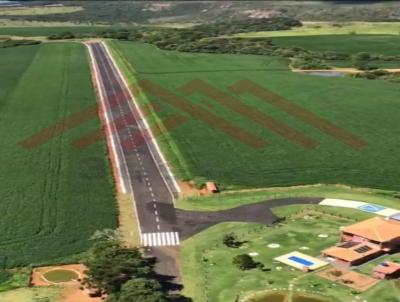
[358,204,385,213]
[288,256,314,267]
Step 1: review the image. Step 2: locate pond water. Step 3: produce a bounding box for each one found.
[304,71,346,77]
[43,269,79,283]
[252,293,286,302]
[251,293,329,302]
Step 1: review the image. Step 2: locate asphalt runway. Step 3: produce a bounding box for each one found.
[87,41,326,288]
[88,42,182,281]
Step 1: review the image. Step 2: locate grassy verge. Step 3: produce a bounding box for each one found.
[177,184,400,211]
[0,269,30,293]
[117,193,140,247]
[106,40,193,181]
[0,286,62,302]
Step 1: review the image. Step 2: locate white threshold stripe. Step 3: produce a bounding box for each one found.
[141,232,180,247]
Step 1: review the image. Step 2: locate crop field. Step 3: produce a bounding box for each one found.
[181,205,400,302]
[0,42,116,267]
[233,22,400,38]
[0,6,83,16]
[270,34,400,68]
[269,34,400,56]
[0,26,111,37]
[112,41,400,191]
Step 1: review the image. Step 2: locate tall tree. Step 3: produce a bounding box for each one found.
[84,230,152,293]
[117,278,167,302]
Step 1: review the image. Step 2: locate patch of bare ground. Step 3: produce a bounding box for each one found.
[31,264,105,302]
[178,180,210,198]
[318,267,379,291]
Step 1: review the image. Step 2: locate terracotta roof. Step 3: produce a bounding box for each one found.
[374,262,400,275]
[323,242,381,262]
[342,217,400,242]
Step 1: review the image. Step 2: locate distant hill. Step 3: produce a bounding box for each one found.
[2,1,400,24]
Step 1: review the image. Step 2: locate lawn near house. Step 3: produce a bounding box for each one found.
[181,204,400,302]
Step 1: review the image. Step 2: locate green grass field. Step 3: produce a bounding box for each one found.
[112,41,400,191]
[176,184,400,212]
[0,42,116,267]
[233,22,400,38]
[181,205,400,302]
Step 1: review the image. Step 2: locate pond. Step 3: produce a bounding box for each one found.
[42,269,79,283]
[302,71,346,78]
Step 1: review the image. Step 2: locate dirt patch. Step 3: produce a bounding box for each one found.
[60,282,104,302]
[318,267,379,291]
[31,264,104,302]
[178,180,210,198]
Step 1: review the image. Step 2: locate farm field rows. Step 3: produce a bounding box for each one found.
[269,34,400,68]
[112,41,400,191]
[0,42,116,267]
[268,34,400,56]
[0,6,83,16]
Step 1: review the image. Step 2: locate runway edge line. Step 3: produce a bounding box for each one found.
[85,42,143,238]
[102,41,181,201]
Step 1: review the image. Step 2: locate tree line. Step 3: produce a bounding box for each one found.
[47,17,400,71]
[82,230,190,302]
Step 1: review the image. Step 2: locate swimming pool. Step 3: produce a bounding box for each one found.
[288,255,314,267]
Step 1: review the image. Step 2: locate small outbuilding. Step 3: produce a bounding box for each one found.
[206,181,219,193]
[373,261,400,279]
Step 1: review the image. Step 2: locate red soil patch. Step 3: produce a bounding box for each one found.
[318,267,379,291]
[31,264,104,302]
[178,181,210,198]
[61,282,104,302]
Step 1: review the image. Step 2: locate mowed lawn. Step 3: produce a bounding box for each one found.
[0,42,116,267]
[113,41,400,191]
[181,205,400,302]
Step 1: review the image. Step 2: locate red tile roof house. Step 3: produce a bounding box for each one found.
[373,261,400,279]
[322,217,400,267]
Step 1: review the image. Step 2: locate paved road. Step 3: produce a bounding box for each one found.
[87,41,182,281]
[173,197,323,239]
